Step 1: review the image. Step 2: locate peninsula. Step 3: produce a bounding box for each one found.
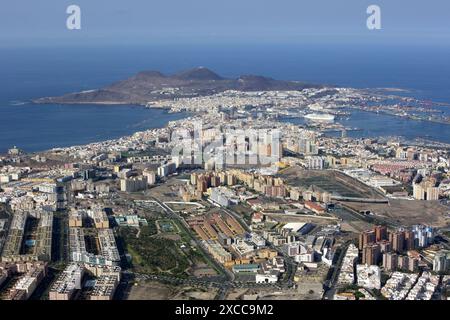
[33,67,324,105]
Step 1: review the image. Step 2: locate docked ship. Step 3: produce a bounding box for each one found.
[304,113,335,122]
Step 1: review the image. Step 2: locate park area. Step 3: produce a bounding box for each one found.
[118,219,219,278]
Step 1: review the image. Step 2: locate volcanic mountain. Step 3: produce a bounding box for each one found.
[33,67,324,105]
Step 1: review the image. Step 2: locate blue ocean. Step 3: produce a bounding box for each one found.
[1,43,450,152]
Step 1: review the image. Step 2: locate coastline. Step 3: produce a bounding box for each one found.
[345,106,450,126]
[8,68,450,155]
[17,93,450,155]
[0,103,190,154]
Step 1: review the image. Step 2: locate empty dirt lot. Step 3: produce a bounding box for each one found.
[280,168,385,199]
[127,280,218,300]
[344,199,450,228]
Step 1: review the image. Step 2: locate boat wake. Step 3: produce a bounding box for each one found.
[9,100,28,106]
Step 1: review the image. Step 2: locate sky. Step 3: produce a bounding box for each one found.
[0,0,449,47]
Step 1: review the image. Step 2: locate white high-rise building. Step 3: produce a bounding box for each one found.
[120,176,148,192]
[307,156,324,170]
[433,251,449,273]
[143,169,156,185]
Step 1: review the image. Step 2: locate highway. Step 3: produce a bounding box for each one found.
[336,203,399,229]
[331,196,389,203]
[322,240,351,299]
